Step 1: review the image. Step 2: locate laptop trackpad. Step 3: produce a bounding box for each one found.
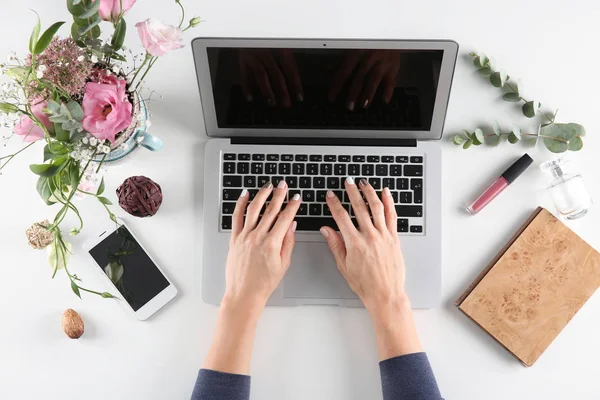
[283,242,358,299]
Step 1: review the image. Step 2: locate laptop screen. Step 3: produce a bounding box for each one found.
[206,48,443,132]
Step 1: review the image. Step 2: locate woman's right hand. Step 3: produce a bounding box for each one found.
[320,178,408,313]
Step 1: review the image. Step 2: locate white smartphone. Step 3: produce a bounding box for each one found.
[83,221,177,320]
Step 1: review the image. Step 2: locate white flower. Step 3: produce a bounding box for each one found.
[82,137,89,145]
[100,145,111,154]
[91,55,98,63]
[89,137,98,146]
[38,65,47,72]
[36,70,44,79]
[77,55,85,62]
[112,66,120,74]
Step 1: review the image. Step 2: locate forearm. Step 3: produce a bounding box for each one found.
[367,296,423,360]
[203,297,264,375]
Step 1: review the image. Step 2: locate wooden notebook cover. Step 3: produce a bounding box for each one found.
[456,207,600,367]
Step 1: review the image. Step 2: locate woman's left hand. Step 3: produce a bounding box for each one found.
[224,180,301,309]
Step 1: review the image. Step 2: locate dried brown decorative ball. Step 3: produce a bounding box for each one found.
[25,219,54,249]
[116,176,163,217]
[62,309,84,339]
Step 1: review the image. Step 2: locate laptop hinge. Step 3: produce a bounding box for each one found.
[230,137,417,147]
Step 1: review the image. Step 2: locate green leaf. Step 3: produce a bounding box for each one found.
[111,19,127,51]
[101,292,116,299]
[452,135,464,145]
[30,156,68,177]
[516,78,523,96]
[71,22,85,46]
[34,22,66,54]
[462,139,473,149]
[36,176,56,205]
[511,124,521,139]
[508,132,520,144]
[29,12,41,53]
[499,69,508,86]
[522,101,536,118]
[478,67,492,76]
[79,0,101,19]
[109,52,127,62]
[492,120,502,135]
[490,72,503,88]
[502,92,521,102]
[54,123,70,141]
[66,101,84,121]
[0,103,20,114]
[67,0,86,17]
[479,54,488,67]
[44,142,69,160]
[97,177,105,195]
[69,162,79,189]
[469,52,478,57]
[541,123,585,153]
[473,128,484,145]
[47,239,72,271]
[71,281,82,299]
[568,135,584,151]
[6,67,30,83]
[98,196,113,205]
[473,56,481,67]
[73,0,82,5]
[91,25,101,39]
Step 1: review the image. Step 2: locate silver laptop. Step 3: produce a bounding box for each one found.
[192,38,458,308]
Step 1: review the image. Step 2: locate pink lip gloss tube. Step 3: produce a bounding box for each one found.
[466,154,533,215]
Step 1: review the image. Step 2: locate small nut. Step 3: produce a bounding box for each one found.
[62,309,84,339]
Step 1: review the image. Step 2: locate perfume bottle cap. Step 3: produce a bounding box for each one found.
[502,153,534,184]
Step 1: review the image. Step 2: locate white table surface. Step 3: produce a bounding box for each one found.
[2,0,600,399]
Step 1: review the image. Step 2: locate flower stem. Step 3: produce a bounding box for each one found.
[133,56,158,92]
[130,54,151,87]
[176,0,186,28]
[0,141,36,171]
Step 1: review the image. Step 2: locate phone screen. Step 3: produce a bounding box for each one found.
[89,225,169,311]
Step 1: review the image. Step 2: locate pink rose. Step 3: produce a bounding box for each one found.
[136,19,184,57]
[96,0,136,22]
[14,100,53,142]
[82,79,133,144]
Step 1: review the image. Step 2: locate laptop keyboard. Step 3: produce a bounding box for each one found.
[221,152,425,234]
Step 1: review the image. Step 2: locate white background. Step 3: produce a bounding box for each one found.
[1,0,600,399]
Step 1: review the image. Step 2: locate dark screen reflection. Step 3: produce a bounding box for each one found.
[207,48,443,131]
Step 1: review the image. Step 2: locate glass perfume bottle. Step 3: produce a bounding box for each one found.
[540,157,592,220]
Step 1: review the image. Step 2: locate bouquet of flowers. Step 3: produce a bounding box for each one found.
[0,0,199,298]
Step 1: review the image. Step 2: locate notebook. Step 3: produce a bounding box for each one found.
[456,207,600,367]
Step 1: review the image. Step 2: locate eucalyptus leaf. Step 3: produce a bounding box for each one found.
[34,22,66,54]
[490,72,503,88]
[71,22,85,46]
[479,54,488,67]
[478,67,492,76]
[499,69,508,86]
[473,56,481,67]
[508,132,520,144]
[78,17,102,36]
[67,0,86,17]
[492,120,502,135]
[79,0,101,19]
[66,101,84,121]
[502,92,521,102]
[511,124,521,139]
[110,52,127,62]
[54,123,70,141]
[474,128,484,143]
[522,101,536,118]
[59,103,72,120]
[463,139,473,149]
[541,123,585,153]
[568,135,584,151]
[469,52,478,57]
[452,135,464,145]
[29,12,41,53]
[516,78,523,96]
